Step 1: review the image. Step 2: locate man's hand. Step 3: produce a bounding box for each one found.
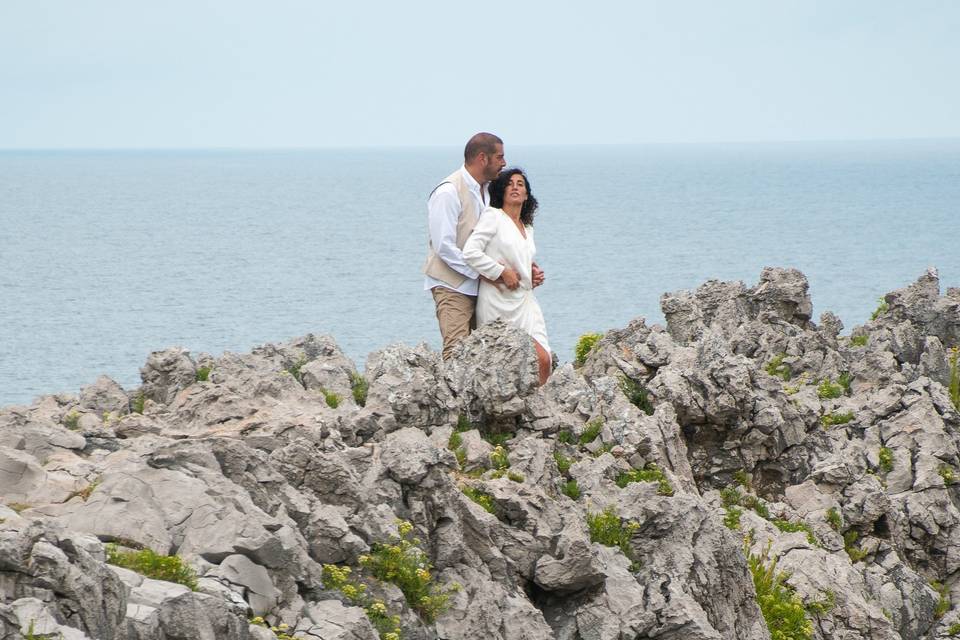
[532,263,545,288]
[499,267,520,290]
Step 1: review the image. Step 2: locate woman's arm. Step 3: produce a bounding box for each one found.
[463,211,506,281]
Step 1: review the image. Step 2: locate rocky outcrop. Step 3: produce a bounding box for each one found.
[2,268,959,640]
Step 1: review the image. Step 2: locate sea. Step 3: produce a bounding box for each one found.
[1,140,958,407]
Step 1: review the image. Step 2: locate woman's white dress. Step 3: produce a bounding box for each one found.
[462,206,550,354]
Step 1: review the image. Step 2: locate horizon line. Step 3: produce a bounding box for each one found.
[1,135,959,153]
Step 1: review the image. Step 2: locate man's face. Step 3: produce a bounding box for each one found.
[481,144,506,181]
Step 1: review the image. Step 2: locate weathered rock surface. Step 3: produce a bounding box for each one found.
[2,268,959,640]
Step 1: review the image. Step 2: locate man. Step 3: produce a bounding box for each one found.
[423,132,507,359]
[423,133,544,359]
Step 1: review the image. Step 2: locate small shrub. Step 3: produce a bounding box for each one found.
[448,432,462,450]
[360,521,459,624]
[947,621,960,636]
[838,371,852,395]
[195,365,212,382]
[132,393,145,414]
[619,376,653,415]
[62,410,80,430]
[826,507,842,531]
[350,373,368,407]
[870,297,889,321]
[772,518,819,546]
[322,389,341,409]
[720,486,770,518]
[483,431,510,447]
[851,334,869,347]
[462,486,495,514]
[878,447,894,473]
[554,451,572,474]
[843,530,868,562]
[455,414,472,431]
[748,543,814,640]
[806,589,836,616]
[285,356,307,383]
[720,486,743,507]
[765,353,792,382]
[574,332,603,366]
[557,430,574,444]
[821,411,854,428]
[587,506,638,561]
[106,544,198,590]
[932,580,951,619]
[561,480,581,500]
[950,347,960,412]
[615,463,674,496]
[733,469,752,489]
[489,446,510,470]
[940,465,958,486]
[579,418,603,445]
[320,566,402,639]
[817,379,844,399]
[723,506,743,530]
[507,471,524,483]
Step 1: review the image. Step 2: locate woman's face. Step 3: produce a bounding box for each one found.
[503,173,528,208]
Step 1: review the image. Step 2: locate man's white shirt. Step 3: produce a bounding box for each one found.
[423,166,488,295]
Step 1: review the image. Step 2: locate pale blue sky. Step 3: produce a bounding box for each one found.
[2,1,958,148]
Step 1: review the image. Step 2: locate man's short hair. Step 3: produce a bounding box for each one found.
[464,132,503,162]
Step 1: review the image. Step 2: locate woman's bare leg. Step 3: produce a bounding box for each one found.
[534,340,551,386]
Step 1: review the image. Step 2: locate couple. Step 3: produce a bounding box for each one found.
[422,132,551,385]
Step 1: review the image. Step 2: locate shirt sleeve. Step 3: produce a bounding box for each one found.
[463,208,506,280]
[427,184,479,280]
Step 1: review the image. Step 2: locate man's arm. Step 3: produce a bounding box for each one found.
[427,185,478,279]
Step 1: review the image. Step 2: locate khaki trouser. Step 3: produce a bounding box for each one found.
[431,287,476,360]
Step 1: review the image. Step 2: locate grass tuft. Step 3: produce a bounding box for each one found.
[615,463,674,496]
[870,297,889,321]
[351,373,368,406]
[574,333,603,366]
[619,376,653,415]
[587,506,638,562]
[817,379,845,399]
[851,334,868,347]
[321,389,341,409]
[821,411,854,428]
[878,447,894,473]
[950,347,960,412]
[579,418,603,445]
[826,507,842,531]
[62,410,81,430]
[462,486,495,514]
[106,544,198,590]
[195,365,212,382]
[553,451,572,474]
[748,543,813,640]
[561,479,581,500]
[765,353,792,381]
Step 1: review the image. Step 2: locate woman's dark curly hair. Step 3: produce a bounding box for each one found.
[489,167,539,226]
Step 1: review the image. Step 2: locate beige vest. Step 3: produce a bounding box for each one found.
[422,169,481,288]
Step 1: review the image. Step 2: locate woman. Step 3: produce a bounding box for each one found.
[463,168,551,385]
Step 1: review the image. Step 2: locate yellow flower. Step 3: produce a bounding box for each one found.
[416,568,431,581]
[369,601,387,615]
[277,623,289,630]
[397,520,414,537]
[384,633,400,640]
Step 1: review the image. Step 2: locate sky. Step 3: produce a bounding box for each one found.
[2,1,959,148]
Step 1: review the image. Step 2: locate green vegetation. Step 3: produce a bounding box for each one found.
[748,543,813,640]
[772,519,819,547]
[455,414,472,432]
[878,447,894,473]
[826,507,842,532]
[320,566,402,640]
[947,622,960,636]
[195,365,212,382]
[843,530,868,563]
[448,431,463,451]
[723,506,743,530]
[615,463,674,496]
[619,376,653,415]
[950,347,960,412]
[720,486,771,519]
[62,410,80,430]
[553,451,572,474]
[765,353,792,382]
[850,335,869,347]
[805,590,836,616]
[67,477,101,502]
[932,580,951,619]
[574,332,603,366]
[483,431,510,447]
[462,486,495,514]
[453,447,466,467]
[838,371,852,395]
[556,430,574,444]
[507,471,524,483]
[940,465,958,486]
[579,418,603,445]
[561,479,581,500]
[870,297,889,321]
[106,544,198,590]
[821,411,854,428]
[285,356,307,383]
[733,469,752,489]
[489,446,510,471]
[132,393,145,414]
[321,389,341,409]
[7,503,31,514]
[351,373,368,406]
[21,620,59,640]
[587,506,639,562]
[817,379,845,400]
[359,521,459,624]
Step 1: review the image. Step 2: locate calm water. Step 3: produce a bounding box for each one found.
[1,141,959,406]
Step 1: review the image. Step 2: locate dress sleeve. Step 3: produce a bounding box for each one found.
[463,209,506,280]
